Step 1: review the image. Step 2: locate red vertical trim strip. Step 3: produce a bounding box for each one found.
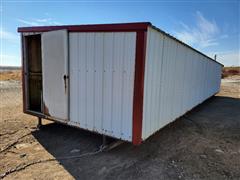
[132,30,147,145]
[21,35,26,112]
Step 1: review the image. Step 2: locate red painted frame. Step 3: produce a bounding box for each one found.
[19,22,149,145]
[18,22,150,33]
[21,35,27,113]
[132,31,148,145]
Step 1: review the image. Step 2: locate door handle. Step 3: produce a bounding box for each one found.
[63,75,69,93]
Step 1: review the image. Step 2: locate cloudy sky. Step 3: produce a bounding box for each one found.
[0,1,239,66]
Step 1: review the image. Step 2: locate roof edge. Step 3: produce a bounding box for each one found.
[17,21,223,67]
[149,25,224,67]
[18,22,151,33]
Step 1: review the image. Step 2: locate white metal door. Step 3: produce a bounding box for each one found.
[42,30,68,121]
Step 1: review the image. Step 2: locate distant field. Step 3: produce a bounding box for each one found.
[222,67,240,78]
[0,66,21,81]
[0,66,21,72]
[0,66,239,81]
[0,70,21,81]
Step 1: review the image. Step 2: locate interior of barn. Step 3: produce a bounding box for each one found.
[24,34,42,113]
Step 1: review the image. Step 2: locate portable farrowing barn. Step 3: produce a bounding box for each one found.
[18,22,223,145]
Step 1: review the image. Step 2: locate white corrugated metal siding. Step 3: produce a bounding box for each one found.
[69,32,136,141]
[41,30,68,121]
[142,27,222,140]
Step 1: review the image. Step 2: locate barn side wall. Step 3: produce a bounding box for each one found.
[142,27,222,140]
[69,32,136,141]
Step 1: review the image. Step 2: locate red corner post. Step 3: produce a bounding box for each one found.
[132,30,147,145]
[21,35,27,113]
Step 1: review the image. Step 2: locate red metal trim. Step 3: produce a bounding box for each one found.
[132,30,147,145]
[18,22,151,33]
[21,35,27,113]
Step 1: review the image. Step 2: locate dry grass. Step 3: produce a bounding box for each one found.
[0,70,21,81]
[222,67,240,78]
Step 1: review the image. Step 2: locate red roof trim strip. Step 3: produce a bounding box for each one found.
[18,22,151,33]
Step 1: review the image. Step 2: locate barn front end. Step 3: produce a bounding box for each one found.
[18,22,149,145]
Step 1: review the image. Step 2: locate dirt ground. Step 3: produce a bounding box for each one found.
[0,76,240,180]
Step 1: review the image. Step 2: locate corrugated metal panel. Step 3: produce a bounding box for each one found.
[142,27,222,140]
[69,32,136,141]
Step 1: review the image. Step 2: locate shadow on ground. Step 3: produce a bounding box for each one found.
[32,96,240,180]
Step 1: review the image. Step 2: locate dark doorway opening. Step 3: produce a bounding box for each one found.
[25,34,42,112]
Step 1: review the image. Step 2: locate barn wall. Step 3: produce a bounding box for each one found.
[142,27,222,140]
[69,32,136,141]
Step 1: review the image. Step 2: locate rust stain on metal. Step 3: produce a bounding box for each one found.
[63,74,68,94]
[43,101,50,116]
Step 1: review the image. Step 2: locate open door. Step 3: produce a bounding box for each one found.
[41,30,68,121]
